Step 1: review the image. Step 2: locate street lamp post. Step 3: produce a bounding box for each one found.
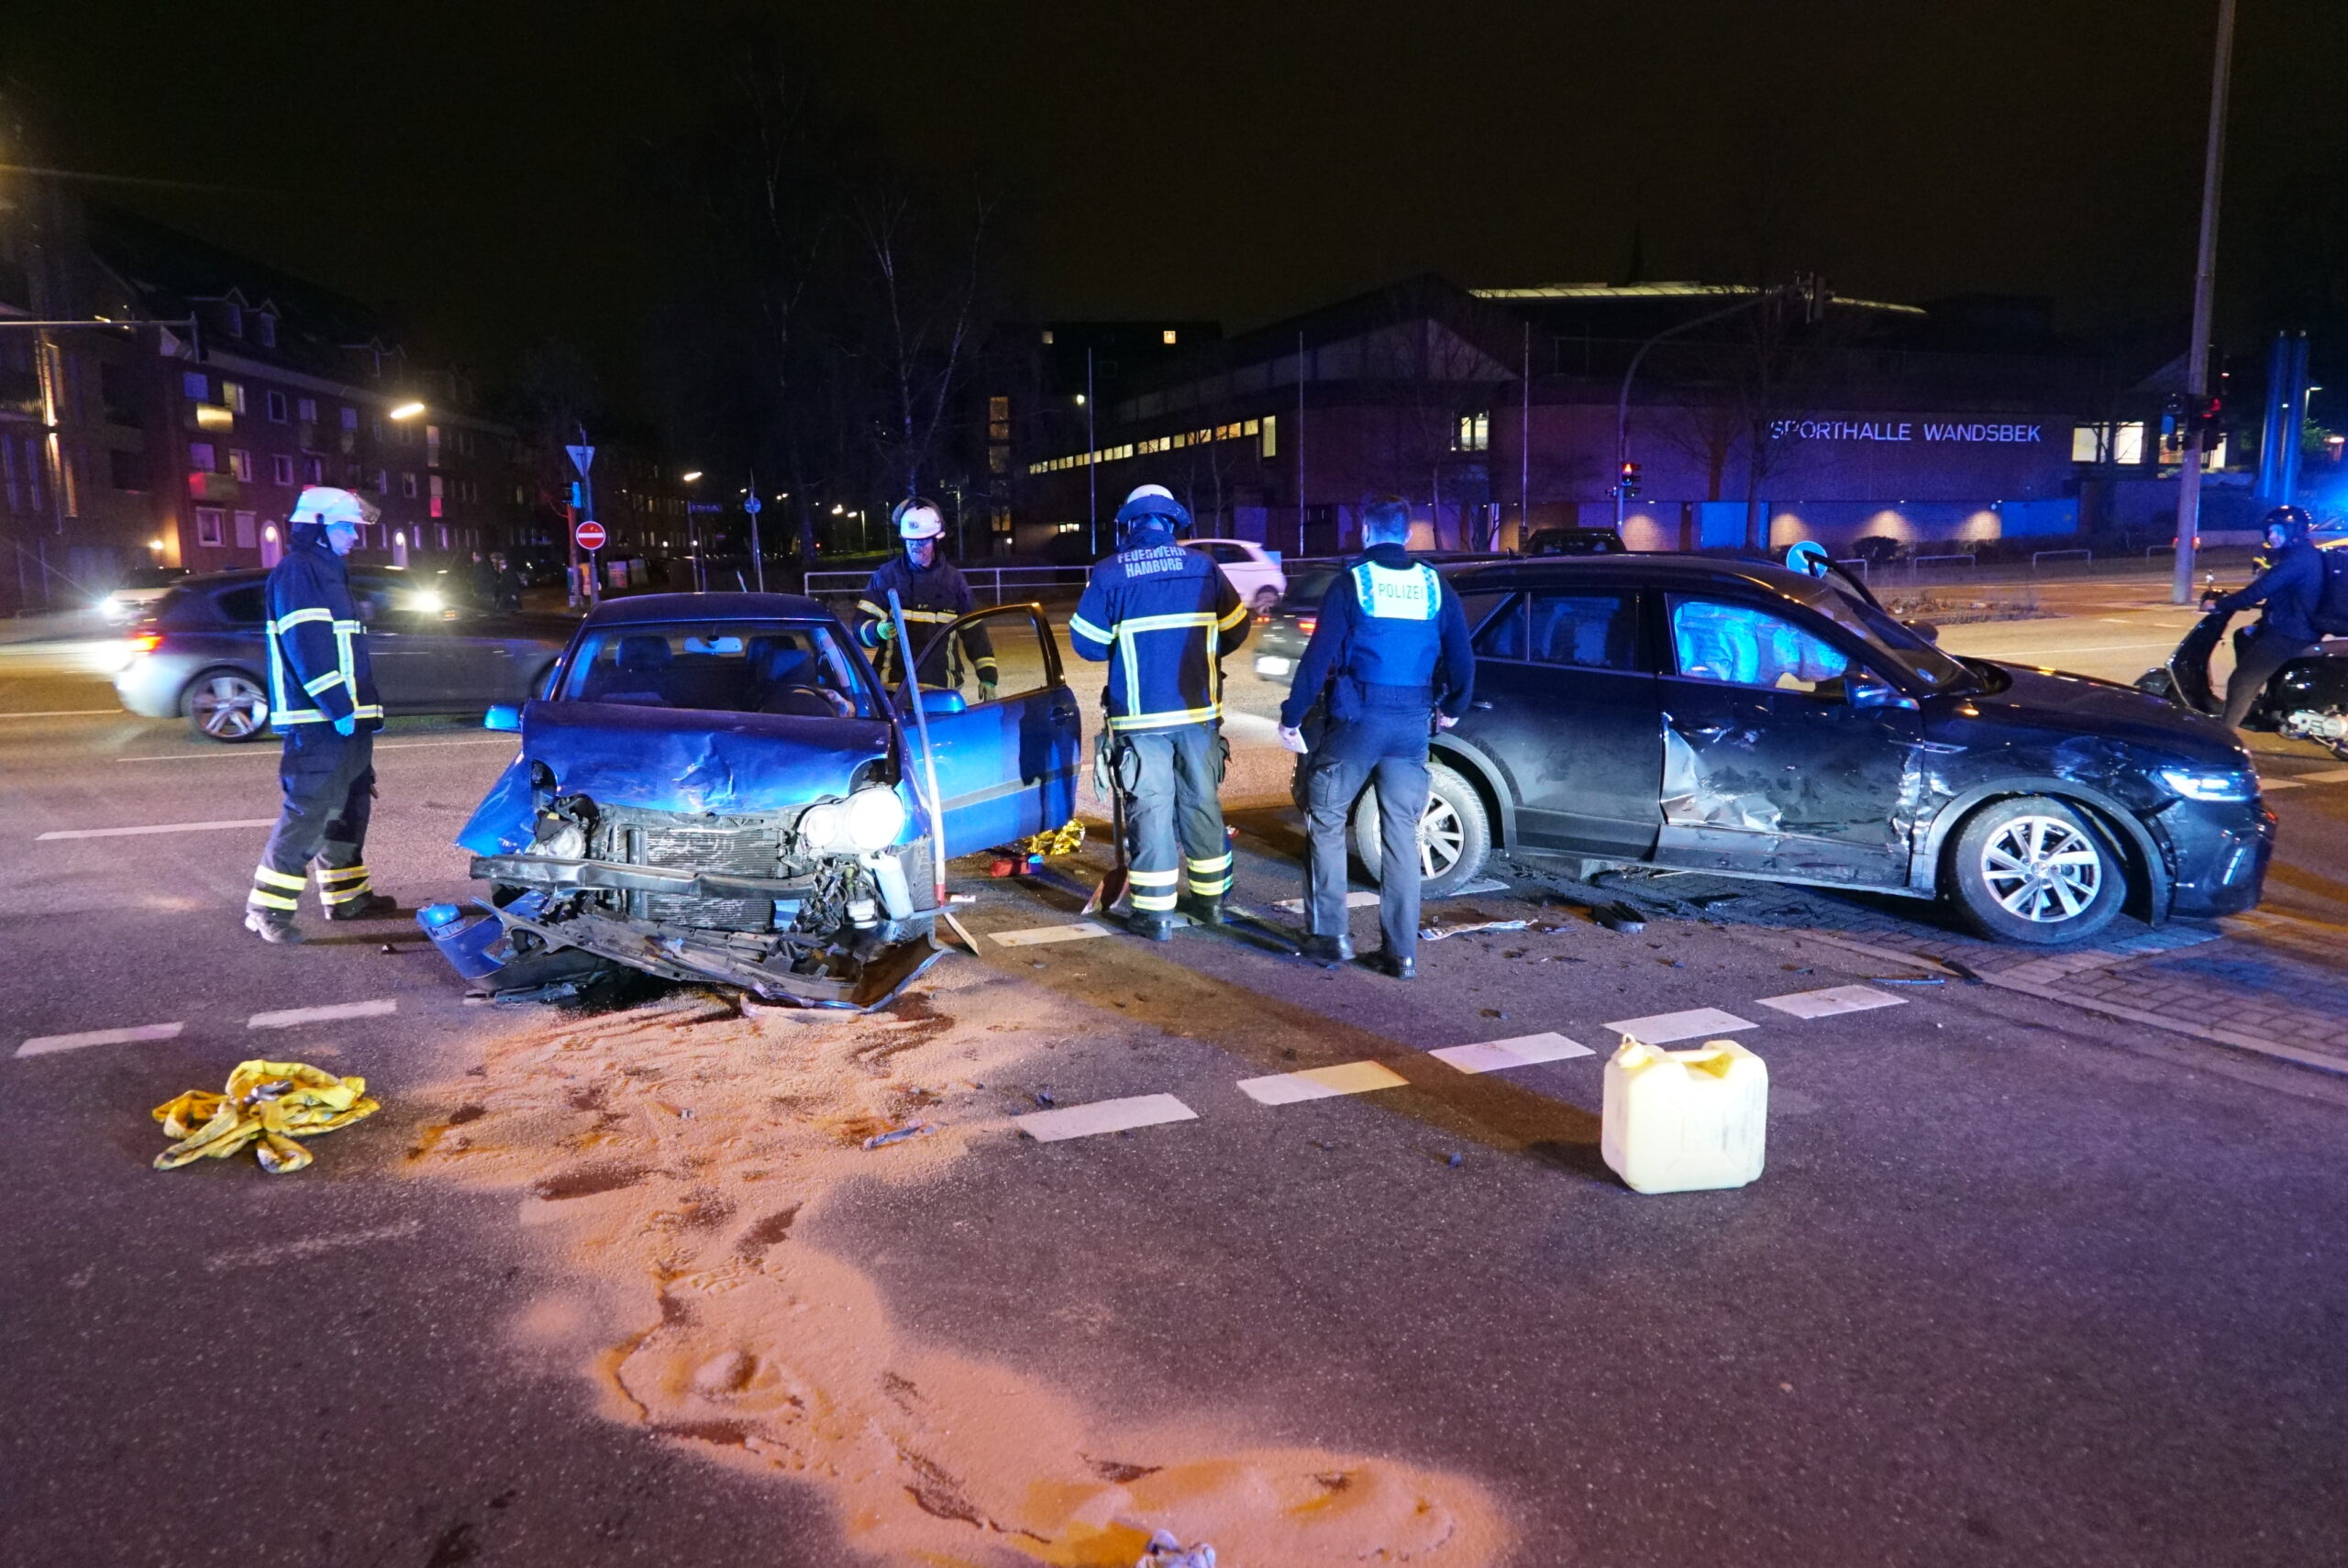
[2172,0,2239,604]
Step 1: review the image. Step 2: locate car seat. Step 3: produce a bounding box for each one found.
[755,637,844,717]
[589,634,673,705]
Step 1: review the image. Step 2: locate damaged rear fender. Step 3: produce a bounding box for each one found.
[1911,778,2171,922]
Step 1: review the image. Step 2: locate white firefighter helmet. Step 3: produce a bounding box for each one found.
[893,497,946,541]
[289,487,377,530]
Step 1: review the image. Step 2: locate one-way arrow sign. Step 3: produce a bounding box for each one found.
[743,494,763,514]
[565,444,595,476]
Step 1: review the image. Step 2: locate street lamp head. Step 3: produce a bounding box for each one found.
[681,470,703,483]
[1073,393,1086,406]
[831,503,845,515]
[387,401,426,421]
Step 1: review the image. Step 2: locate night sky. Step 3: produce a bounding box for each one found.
[16,1,2345,392]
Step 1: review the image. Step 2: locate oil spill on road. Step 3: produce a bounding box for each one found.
[401,977,1509,1565]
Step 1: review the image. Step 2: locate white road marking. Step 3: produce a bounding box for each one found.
[114,736,515,763]
[17,1021,184,1058]
[0,709,121,720]
[2261,778,2305,791]
[1275,890,1380,912]
[249,999,398,1030]
[1235,1060,1410,1105]
[1602,1006,1756,1044]
[1429,1031,1594,1075]
[2293,766,2348,784]
[990,922,1113,948]
[1755,984,1909,1021]
[36,817,276,841]
[204,1219,422,1272]
[1015,1093,1200,1142]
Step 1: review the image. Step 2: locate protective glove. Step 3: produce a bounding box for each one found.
[1277,724,1309,755]
[979,681,998,702]
[1434,711,1459,731]
[871,618,896,642]
[333,713,357,737]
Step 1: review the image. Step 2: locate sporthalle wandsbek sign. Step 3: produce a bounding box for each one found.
[1768,418,2044,444]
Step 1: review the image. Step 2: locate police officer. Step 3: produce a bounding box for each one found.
[1071,484,1248,939]
[244,487,395,943]
[1278,497,1474,978]
[2211,504,2325,727]
[852,498,995,694]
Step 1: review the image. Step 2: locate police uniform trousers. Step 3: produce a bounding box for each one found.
[249,727,378,916]
[1122,722,1232,915]
[1303,705,1432,962]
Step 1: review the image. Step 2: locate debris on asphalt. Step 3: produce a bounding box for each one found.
[1940,957,1988,984]
[1137,1530,1216,1568]
[1601,1038,1768,1195]
[1591,900,1647,933]
[151,1059,381,1174]
[1024,819,1087,858]
[990,856,1019,878]
[1419,918,1530,942]
[1689,891,1746,909]
[1446,1152,1464,1168]
[860,1121,936,1150]
[947,892,978,905]
[1034,1089,1057,1107]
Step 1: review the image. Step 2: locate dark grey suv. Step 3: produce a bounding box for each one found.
[113,569,574,741]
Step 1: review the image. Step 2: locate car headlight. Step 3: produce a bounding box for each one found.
[2157,767,2255,801]
[844,785,907,851]
[406,590,445,613]
[797,801,844,851]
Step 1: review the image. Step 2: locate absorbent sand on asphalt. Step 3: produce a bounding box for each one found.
[400,969,1511,1566]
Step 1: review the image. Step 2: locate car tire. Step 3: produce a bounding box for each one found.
[1252,586,1279,613]
[183,668,271,743]
[1947,795,2125,944]
[1353,760,1491,900]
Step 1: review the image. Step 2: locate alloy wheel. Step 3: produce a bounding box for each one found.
[1419,795,1466,878]
[1977,814,2103,923]
[192,675,268,740]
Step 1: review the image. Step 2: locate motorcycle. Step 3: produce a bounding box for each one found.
[2136,607,2348,758]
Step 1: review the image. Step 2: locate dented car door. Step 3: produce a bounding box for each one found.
[906,604,1082,854]
[1653,593,1922,888]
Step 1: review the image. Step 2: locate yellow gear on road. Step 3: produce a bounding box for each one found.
[151,1059,382,1174]
[1023,819,1086,858]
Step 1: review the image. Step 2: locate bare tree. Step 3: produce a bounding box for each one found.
[851,183,996,501]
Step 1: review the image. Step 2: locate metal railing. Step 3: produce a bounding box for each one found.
[803,565,1093,606]
[2030,548,2094,570]
[1909,553,1977,574]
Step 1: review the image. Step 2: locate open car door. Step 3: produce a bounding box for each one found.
[905,604,1083,855]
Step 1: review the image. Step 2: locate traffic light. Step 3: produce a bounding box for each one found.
[1618,459,1643,498]
[2189,393,2223,437]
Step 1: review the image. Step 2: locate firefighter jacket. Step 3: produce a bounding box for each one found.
[852,555,995,686]
[1069,541,1249,731]
[264,536,383,732]
[1279,545,1475,729]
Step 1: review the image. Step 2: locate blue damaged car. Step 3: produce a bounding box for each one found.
[423,592,1080,1009]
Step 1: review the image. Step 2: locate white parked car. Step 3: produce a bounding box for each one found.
[1185,538,1288,612]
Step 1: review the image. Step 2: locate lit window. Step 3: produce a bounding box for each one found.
[2070,424,2103,462]
[266,390,289,423]
[188,441,216,471]
[182,370,209,401]
[988,447,1008,474]
[229,448,253,481]
[195,506,225,546]
[1041,328,1055,345]
[221,381,247,414]
[1455,413,1490,452]
[989,395,1010,420]
[1261,414,1277,458]
[2111,422,2145,465]
[1162,329,1178,345]
[429,474,444,518]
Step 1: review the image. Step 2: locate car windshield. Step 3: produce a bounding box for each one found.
[560,621,880,719]
[1813,585,1977,692]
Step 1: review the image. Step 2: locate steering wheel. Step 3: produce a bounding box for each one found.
[785,685,857,718]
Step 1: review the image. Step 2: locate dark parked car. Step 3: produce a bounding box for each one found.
[1304,554,2272,944]
[1522,526,1627,557]
[1252,553,1498,686]
[113,569,576,741]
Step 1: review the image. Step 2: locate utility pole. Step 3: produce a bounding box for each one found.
[1085,348,1098,556]
[564,431,596,608]
[745,469,766,592]
[1295,330,1307,556]
[2174,0,2238,605]
[1520,321,1533,551]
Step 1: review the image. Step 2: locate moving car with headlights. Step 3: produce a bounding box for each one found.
[1309,555,2271,944]
[95,566,190,624]
[113,569,574,741]
[429,591,1080,1009]
[1187,537,1288,611]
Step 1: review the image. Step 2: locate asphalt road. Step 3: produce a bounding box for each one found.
[5,602,2348,1567]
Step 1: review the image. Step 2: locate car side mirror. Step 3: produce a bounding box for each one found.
[483,704,522,732]
[1848,673,1919,711]
[1903,618,1940,645]
[918,689,968,717]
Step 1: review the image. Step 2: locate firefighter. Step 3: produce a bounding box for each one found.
[2210,504,2325,728]
[852,498,995,695]
[1277,497,1474,979]
[244,487,394,943]
[1070,484,1248,939]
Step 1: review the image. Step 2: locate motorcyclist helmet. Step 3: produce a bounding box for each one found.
[2263,505,2314,546]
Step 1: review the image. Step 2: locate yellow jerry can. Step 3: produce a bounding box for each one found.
[1600,1038,1767,1194]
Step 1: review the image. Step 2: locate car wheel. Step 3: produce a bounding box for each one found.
[1947,796,2124,944]
[1252,586,1279,613]
[183,669,271,743]
[1353,760,1491,899]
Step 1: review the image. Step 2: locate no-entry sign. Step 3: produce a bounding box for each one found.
[574,520,607,552]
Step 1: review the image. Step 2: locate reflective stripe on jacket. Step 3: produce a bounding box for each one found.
[1069,543,1248,731]
[265,541,383,730]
